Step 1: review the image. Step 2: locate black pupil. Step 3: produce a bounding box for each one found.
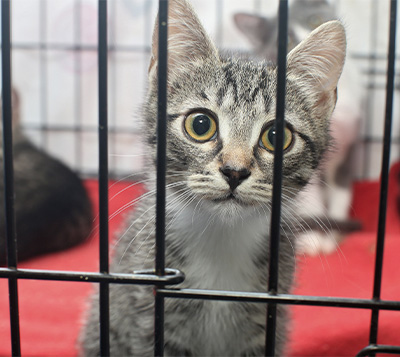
[192,115,211,136]
[268,127,276,146]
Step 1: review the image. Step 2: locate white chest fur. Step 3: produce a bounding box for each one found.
[165,203,270,355]
[170,202,269,291]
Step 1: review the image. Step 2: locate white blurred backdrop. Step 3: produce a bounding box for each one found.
[1,0,399,179]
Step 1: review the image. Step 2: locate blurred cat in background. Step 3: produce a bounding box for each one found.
[0,90,93,265]
[235,0,363,255]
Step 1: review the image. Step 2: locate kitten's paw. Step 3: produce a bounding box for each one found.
[296,231,341,256]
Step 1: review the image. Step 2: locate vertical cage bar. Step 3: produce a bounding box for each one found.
[1,1,21,355]
[368,0,397,349]
[265,1,288,356]
[154,0,168,355]
[98,0,110,355]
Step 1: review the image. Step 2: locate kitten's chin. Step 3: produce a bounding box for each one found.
[203,195,263,224]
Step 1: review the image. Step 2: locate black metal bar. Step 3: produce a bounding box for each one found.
[7,278,20,357]
[0,268,185,285]
[157,289,400,311]
[98,0,110,355]
[154,293,165,356]
[2,0,16,273]
[155,0,168,278]
[154,1,169,356]
[369,0,397,350]
[1,1,21,355]
[357,345,400,356]
[0,265,399,310]
[265,1,288,356]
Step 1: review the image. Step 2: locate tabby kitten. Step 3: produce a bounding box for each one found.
[0,90,93,265]
[81,0,346,355]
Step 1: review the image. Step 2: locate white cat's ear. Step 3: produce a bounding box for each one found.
[286,20,346,93]
[149,0,219,79]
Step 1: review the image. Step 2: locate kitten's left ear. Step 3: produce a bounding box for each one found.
[286,20,346,94]
[149,0,219,80]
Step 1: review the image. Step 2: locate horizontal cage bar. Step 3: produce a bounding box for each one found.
[0,268,185,286]
[157,288,400,311]
[357,344,400,356]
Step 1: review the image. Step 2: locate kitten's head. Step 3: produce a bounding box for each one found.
[144,0,345,221]
[234,0,336,62]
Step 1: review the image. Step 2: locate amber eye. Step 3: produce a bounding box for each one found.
[184,112,217,142]
[260,124,293,152]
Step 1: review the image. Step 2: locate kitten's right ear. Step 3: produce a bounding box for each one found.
[149,0,219,80]
[234,13,275,48]
[286,20,346,94]
[285,20,345,117]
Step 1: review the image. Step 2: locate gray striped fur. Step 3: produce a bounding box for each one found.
[81,0,346,355]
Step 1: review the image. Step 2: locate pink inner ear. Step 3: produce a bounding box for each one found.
[287,22,346,93]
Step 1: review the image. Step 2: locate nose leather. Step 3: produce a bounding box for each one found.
[220,167,251,191]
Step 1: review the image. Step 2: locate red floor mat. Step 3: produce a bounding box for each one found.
[0,164,399,356]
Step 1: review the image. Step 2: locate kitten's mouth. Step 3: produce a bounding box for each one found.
[212,193,235,202]
[228,193,235,199]
[212,192,249,205]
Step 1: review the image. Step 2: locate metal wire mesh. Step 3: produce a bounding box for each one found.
[1,0,400,356]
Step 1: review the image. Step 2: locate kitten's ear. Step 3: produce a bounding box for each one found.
[286,20,346,94]
[234,13,275,48]
[149,0,219,79]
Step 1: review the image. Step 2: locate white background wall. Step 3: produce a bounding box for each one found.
[2,0,399,179]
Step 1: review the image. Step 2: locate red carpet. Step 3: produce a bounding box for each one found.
[0,164,399,356]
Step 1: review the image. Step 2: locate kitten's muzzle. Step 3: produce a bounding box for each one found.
[220,166,251,191]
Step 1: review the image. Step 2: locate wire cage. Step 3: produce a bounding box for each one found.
[1,0,400,356]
